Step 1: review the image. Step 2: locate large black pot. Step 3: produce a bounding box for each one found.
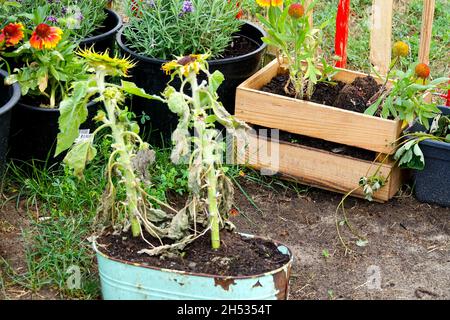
[410,106,450,207]
[79,8,122,53]
[116,21,267,142]
[0,69,21,173]
[8,100,98,165]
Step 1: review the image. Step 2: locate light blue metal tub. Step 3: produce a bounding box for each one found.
[94,234,293,300]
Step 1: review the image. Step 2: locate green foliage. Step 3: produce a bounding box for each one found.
[359,175,387,201]
[365,63,449,129]
[394,113,450,170]
[256,0,336,99]
[1,0,108,40]
[122,0,244,60]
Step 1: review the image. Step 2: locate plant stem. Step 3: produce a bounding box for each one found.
[189,72,221,250]
[101,75,141,238]
[207,166,220,250]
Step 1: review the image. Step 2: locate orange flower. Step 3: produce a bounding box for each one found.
[0,23,25,47]
[229,208,239,217]
[256,0,283,7]
[415,63,430,79]
[29,23,63,50]
[288,3,305,19]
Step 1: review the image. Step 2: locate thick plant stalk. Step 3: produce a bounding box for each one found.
[188,72,221,250]
[207,167,220,250]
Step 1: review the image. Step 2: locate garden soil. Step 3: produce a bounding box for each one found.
[1,179,449,299]
[261,74,381,114]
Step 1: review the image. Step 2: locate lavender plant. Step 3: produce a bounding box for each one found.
[122,0,244,60]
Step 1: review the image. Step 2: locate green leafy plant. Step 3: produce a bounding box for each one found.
[394,112,450,170]
[365,62,449,129]
[2,0,108,40]
[4,17,88,108]
[256,0,336,99]
[365,41,449,128]
[122,0,244,60]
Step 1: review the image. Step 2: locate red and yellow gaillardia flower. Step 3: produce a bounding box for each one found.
[256,0,283,7]
[0,23,25,47]
[29,23,63,50]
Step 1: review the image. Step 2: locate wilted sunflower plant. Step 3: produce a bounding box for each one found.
[4,15,88,108]
[56,50,248,256]
[256,0,335,99]
[55,50,186,252]
[159,53,250,250]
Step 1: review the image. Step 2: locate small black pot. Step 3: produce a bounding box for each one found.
[410,106,450,207]
[0,69,21,173]
[116,21,267,143]
[8,100,98,165]
[79,8,122,53]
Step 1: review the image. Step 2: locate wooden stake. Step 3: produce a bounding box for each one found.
[418,0,435,64]
[304,0,314,27]
[369,0,393,75]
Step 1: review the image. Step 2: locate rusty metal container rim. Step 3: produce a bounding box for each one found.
[93,232,293,280]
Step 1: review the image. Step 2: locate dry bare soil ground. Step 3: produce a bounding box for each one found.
[1,179,449,300]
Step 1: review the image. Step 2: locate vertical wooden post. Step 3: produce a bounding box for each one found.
[418,0,435,64]
[304,0,314,26]
[335,0,351,68]
[369,0,393,75]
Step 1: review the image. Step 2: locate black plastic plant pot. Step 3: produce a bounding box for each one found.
[0,69,21,173]
[8,100,98,166]
[79,8,122,53]
[116,21,267,143]
[411,106,450,207]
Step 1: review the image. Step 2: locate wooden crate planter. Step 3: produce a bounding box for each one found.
[236,59,402,155]
[235,59,403,201]
[241,134,402,202]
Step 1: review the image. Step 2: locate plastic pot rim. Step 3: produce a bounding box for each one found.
[79,8,123,46]
[0,69,21,117]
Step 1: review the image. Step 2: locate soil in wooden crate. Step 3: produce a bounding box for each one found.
[260,74,381,113]
[97,229,290,276]
[254,125,376,161]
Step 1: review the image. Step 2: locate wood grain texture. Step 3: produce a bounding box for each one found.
[418,0,435,64]
[235,59,402,154]
[241,134,401,202]
[369,0,393,75]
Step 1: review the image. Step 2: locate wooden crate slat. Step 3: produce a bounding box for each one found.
[242,134,400,202]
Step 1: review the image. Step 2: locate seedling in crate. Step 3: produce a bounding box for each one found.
[256,0,336,99]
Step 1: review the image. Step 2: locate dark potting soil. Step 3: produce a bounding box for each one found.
[254,125,375,161]
[97,229,290,276]
[221,35,259,59]
[261,74,381,113]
